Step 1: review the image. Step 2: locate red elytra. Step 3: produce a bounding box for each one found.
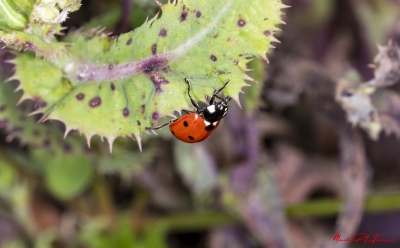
[169,113,221,143]
[148,78,231,143]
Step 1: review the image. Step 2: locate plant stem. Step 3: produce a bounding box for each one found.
[151,193,400,231]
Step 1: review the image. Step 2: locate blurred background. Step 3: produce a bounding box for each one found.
[1,0,400,247]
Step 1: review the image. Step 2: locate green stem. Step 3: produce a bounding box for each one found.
[152,193,400,231]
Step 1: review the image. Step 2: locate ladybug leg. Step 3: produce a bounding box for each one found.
[184,78,200,112]
[214,95,225,101]
[182,110,194,114]
[209,80,230,104]
[146,118,177,131]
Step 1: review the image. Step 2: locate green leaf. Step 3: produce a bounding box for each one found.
[44,153,94,199]
[13,0,284,150]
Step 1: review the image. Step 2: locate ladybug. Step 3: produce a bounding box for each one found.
[147,78,231,143]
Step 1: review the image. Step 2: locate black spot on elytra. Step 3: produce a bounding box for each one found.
[108,64,113,70]
[188,136,194,140]
[159,28,167,37]
[196,11,201,18]
[171,130,175,135]
[183,121,188,127]
[122,108,130,117]
[152,111,160,121]
[126,38,132,45]
[205,125,214,131]
[141,105,145,113]
[137,120,141,126]
[151,44,157,55]
[89,96,102,108]
[263,30,271,36]
[237,18,246,27]
[180,11,188,21]
[111,83,115,91]
[210,55,217,61]
[76,93,85,100]
[0,106,5,112]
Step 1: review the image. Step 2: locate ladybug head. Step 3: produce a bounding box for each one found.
[202,96,231,122]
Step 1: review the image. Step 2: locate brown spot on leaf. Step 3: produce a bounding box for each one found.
[196,11,201,18]
[151,44,157,55]
[32,129,40,136]
[141,105,145,114]
[111,83,115,91]
[152,111,160,121]
[210,55,217,61]
[108,64,113,70]
[63,143,72,153]
[89,96,102,108]
[126,38,132,45]
[76,93,85,100]
[137,120,141,126]
[213,34,219,38]
[263,30,271,36]
[159,28,167,37]
[43,139,51,148]
[122,108,130,117]
[237,18,246,27]
[0,106,5,112]
[180,11,188,21]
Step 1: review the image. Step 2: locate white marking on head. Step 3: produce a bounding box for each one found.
[195,114,199,120]
[204,120,211,126]
[207,105,216,113]
[213,122,218,126]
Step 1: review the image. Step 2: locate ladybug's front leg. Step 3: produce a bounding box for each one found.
[209,80,230,104]
[146,118,177,132]
[184,78,200,112]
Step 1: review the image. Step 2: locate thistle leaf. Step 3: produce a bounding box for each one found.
[13,0,284,149]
